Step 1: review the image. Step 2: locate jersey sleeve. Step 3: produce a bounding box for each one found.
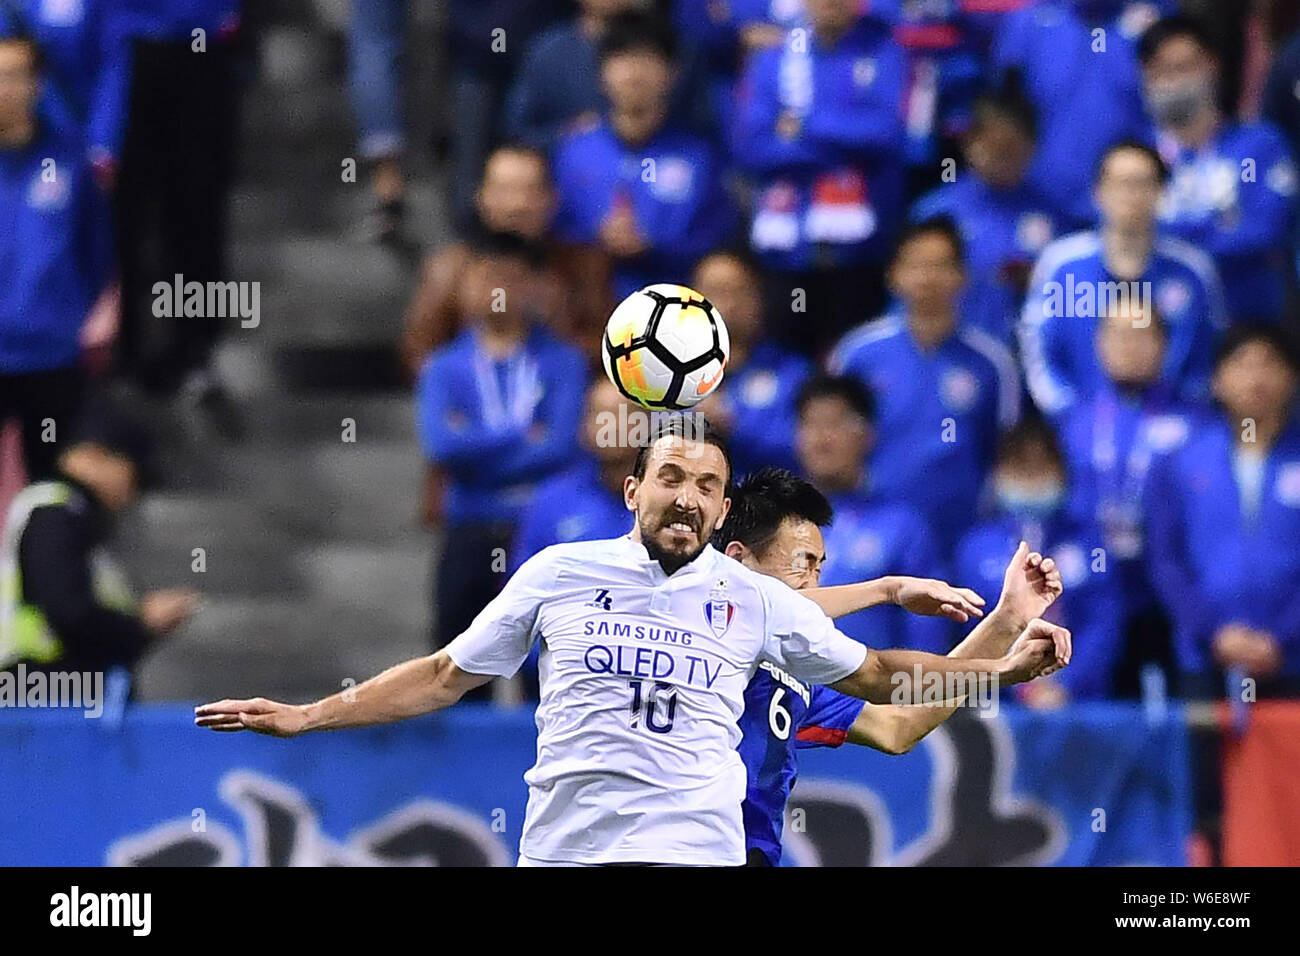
[760,580,869,686]
[795,686,864,750]
[443,547,558,678]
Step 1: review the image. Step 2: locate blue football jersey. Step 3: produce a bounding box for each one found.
[738,662,864,865]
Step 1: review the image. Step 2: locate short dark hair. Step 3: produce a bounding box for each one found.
[1138,14,1217,64]
[796,374,876,424]
[712,467,833,558]
[969,79,1038,140]
[996,415,1064,470]
[1096,138,1170,185]
[631,412,732,490]
[1215,323,1300,373]
[598,11,678,64]
[891,215,966,268]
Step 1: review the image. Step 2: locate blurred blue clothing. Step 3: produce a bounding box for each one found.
[739,664,863,866]
[0,0,129,162]
[1155,121,1298,323]
[955,508,1123,698]
[0,123,112,372]
[991,0,1170,227]
[347,0,405,160]
[1058,382,1199,618]
[1019,231,1226,418]
[911,175,1061,342]
[113,0,241,41]
[504,19,714,150]
[830,313,1020,553]
[872,0,988,168]
[510,456,631,572]
[1146,414,1300,678]
[1263,30,1300,164]
[717,343,813,478]
[415,325,586,527]
[818,487,954,654]
[732,14,907,271]
[552,118,735,299]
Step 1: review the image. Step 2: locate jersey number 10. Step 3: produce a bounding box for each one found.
[628,680,678,734]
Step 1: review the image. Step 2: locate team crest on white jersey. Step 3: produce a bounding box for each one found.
[704,579,735,636]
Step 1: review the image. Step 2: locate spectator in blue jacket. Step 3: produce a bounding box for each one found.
[831,218,1021,555]
[415,231,587,675]
[506,3,712,150]
[1020,141,1225,420]
[1138,15,1298,324]
[732,0,907,355]
[0,0,128,180]
[1057,302,1199,694]
[691,250,812,478]
[956,416,1123,705]
[911,82,1061,342]
[1147,325,1300,697]
[794,374,952,653]
[551,14,736,301]
[871,0,988,187]
[0,34,113,480]
[991,0,1170,228]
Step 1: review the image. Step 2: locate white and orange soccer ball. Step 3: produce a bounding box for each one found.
[601,284,730,410]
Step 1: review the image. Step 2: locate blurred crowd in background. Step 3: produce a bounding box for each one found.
[3,0,1300,868]
[3,0,1300,698]
[393,0,1300,714]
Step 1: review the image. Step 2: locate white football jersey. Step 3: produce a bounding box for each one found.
[444,534,868,865]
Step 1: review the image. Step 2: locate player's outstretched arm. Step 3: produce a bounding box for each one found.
[829,623,1069,705]
[845,620,1071,752]
[804,576,986,623]
[949,541,1063,659]
[193,650,491,737]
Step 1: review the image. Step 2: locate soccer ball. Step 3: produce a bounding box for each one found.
[601,284,730,410]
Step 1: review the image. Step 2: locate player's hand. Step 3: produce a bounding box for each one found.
[1001,619,1071,685]
[891,576,985,623]
[194,698,311,737]
[140,589,199,636]
[995,541,1063,630]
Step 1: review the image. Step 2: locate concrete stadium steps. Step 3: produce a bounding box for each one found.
[129,3,450,701]
[135,590,431,701]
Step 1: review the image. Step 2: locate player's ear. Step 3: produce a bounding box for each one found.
[623,474,639,511]
[715,495,731,529]
[724,540,747,562]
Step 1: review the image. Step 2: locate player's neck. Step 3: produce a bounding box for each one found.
[630,526,699,576]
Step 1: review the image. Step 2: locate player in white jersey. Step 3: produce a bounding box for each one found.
[196,415,1068,865]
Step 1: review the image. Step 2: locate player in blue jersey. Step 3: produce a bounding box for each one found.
[714,467,1066,865]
